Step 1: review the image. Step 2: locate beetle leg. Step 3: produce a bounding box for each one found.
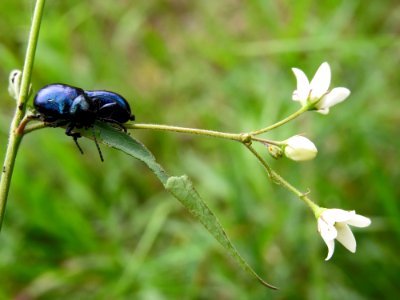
[65,124,84,155]
[47,119,69,128]
[97,118,127,132]
[91,127,104,162]
[96,103,128,132]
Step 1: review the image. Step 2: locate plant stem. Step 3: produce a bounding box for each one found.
[22,110,319,214]
[250,106,309,136]
[0,0,45,231]
[25,104,310,144]
[127,123,251,143]
[22,119,46,134]
[245,144,319,213]
[251,136,282,146]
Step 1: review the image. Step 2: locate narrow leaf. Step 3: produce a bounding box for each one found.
[93,122,168,184]
[88,123,277,289]
[166,175,277,289]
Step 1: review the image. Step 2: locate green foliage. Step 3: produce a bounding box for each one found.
[166,175,276,290]
[0,0,399,299]
[92,123,276,289]
[93,123,169,185]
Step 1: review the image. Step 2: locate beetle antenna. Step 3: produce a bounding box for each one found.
[91,127,104,162]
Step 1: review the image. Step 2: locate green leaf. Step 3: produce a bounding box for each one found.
[93,122,169,185]
[165,175,277,290]
[89,123,277,289]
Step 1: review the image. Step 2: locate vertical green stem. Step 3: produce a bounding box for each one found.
[0,0,46,231]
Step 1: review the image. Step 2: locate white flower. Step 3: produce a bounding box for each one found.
[317,208,371,260]
[292,62,350,114]
[284,135,317,161]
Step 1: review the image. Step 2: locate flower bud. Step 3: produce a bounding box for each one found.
[284,136,317,161]
[8,69,22,100]
[267,144,283,159]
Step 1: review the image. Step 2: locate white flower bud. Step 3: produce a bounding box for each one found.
[284,136,317,161]
[8,69,22,100]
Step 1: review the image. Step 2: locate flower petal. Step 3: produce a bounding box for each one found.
[335,223,356,253]
[317,87,350,110]
[310,62,331,99]
[324,239,335,261]
[316,108,329,115]
[292,68,310,102]
[318,218,337,241]
[322,209,355,224]
[318,218,337,261]
[347,214,371,227]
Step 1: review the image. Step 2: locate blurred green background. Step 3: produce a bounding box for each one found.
[0,0,399,299]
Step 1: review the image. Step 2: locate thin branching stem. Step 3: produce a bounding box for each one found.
[20,99,317,220]
[126,123,252,143]
[250,105,309,136]
[245,143,319,214]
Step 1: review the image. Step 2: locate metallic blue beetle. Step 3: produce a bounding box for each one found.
[85,89,133,124]
[34,83,135,161]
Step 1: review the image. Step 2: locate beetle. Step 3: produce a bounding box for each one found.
[84,89,134,125]
[33,83,135,161]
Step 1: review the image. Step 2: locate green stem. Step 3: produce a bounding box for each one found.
[25,104,311,144]
[250,105,309,136]
[251,136,282,146]
[0,0,46,231]
[127,123,251,143]
[25,120,284,146]
[23,112,319,214]
[245,144,319,213]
